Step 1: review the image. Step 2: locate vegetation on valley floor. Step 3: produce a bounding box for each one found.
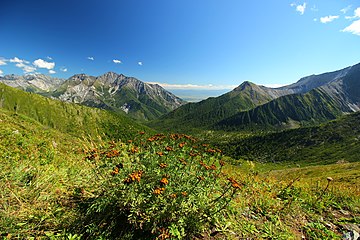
[0,84,359,239]
[0,107,359,239]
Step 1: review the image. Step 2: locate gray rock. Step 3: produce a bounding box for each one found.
[343,230,360,240]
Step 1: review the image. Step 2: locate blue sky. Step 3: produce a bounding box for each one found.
[1,0,360,92]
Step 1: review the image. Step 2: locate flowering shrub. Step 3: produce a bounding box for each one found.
[80,133,241,239]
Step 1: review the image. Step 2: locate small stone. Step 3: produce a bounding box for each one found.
[327,177,333,181]
[343,230,360,240]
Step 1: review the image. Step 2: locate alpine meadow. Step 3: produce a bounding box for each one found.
[1,1,360,239]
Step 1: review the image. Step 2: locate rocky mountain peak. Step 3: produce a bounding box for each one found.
[49,72,185,120]
[97,72,128,86]
[0,73,64,91]
[1,74,19,80]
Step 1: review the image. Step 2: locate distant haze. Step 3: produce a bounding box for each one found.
[169,89,230,102]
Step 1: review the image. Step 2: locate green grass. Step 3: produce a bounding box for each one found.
[213,111,360,165]
[148,81,273,132]
[0,82,149,140]
[0,85,359,239]
[0,108,93,237]
[214,88,347,131]
[1,108,358,239]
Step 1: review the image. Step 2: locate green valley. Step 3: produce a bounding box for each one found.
[212,111,360,165]
[1,62,360,239]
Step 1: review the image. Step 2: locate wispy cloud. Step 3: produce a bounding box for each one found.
[10,57,28,64]
[341,5,352,14]
[113,59,122,64]
[87,56,94,61]
[147,82,237,90]
[33,59,55,70]
[342,19,360,36]
[138,61,143,66]
[355,7,360,17]
[343,7,360,36]
[297,3,307,15]
[291,2,307,15]
[320,15,339,23]
[345,7,360,20]
[0,69,3,76]
[16,62,36,73]
[0,58,7,65]
[60,67,68,72]
[46,56,53,60]
[49,70,56,74]
[10,57,36,73]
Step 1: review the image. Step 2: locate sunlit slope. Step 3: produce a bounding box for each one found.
[0,83,148,140]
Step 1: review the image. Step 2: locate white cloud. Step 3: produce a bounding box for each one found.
[320,15,339,23]
[342,19,360,36]
[113,59,122,64]
[355,7,360,18]
[147,82,237,90]
[138,61,143,66]
[345,7,360,19]
[291,2,307,15]
[87,57,94,61]
[60,67,68,72]
[33,59,55,69]
[9,57,37,73]
[341,5,352,14]
[296,3,307,15]
[49,70,56,74]
[0,70,3,76]
[0,59,6,65]
[10,57,28,64]
[15,63,36,73]
[46,56,53,60]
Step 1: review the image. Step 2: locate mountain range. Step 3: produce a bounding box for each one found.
[1,63,359,131]
[151,63,360,131]
[0,72,185,120]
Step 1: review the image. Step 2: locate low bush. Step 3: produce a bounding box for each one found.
[77,133,240,239]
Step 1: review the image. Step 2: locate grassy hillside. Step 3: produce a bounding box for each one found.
[0,83,148,140]
[214,111,360,165]
[214,88,351,131]
[149,82,274,132]
[343,63,360,103]
[0,108,94,237]
[1,83,359,239]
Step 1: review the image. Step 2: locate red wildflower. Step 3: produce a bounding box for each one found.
[153,187,165,195]
[156,152,164,157]
[165,146,173,151]
[160,178,169,185]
